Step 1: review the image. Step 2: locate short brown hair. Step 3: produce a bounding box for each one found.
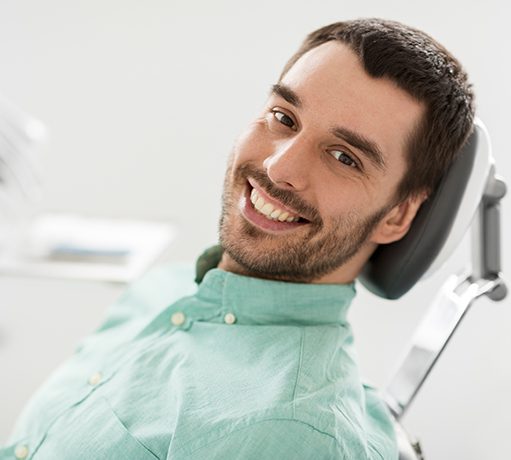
[280,18,475,201]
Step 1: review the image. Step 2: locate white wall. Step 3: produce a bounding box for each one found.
[0,1,510,458]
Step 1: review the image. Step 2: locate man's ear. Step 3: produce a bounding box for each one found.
[370,192,428,245]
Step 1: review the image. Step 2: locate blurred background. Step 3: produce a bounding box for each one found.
[0,1,509,458]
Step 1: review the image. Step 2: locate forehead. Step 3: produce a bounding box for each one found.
[280,41,425,169]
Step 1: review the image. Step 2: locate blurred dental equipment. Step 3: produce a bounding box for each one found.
[0,95,175,283]
[0,94,45,251]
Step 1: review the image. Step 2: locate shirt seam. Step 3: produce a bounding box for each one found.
[291,328,305,418]
[175,417,339,456]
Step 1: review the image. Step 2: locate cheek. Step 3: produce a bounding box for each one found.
[372,170,406,206]
[232,119,270,163]
[314,178,367,217]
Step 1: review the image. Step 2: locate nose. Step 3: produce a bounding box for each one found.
[262,136,313,191]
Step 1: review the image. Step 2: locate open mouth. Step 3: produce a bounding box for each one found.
[240,178,310,232]
[249,187,308,223]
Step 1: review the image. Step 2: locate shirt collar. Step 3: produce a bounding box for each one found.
[193,246,356,326]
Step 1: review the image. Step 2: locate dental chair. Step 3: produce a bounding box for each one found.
[359,118,507,460]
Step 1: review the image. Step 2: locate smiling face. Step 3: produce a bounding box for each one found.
[218,41,426,284]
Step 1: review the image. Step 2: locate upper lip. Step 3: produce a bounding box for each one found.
[247,177,308,221]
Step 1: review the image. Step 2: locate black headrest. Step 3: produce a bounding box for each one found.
[359,126,480,299]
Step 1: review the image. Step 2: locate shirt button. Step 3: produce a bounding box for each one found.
[88,372,102,386]
[224,312,236,325]
[171,311,186,326]
[14,445,29,459]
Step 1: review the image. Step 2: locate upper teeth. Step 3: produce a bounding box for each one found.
[250,188,300,222]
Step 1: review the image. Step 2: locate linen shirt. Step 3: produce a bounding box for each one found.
[2,256,397,459]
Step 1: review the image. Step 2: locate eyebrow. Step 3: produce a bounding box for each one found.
[331,126,386,171]
[271,83,302,108]
[271,82,386,171]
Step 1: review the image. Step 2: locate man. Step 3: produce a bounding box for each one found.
[2,18,473,459]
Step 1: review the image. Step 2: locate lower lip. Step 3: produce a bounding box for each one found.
[239,184,308,233]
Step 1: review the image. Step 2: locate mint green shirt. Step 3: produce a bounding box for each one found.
[2,259,397,459]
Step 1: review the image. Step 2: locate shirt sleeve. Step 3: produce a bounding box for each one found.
[176,419,346,460]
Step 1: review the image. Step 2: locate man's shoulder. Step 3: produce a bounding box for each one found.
[110,260,198,321]
[81,261,197,349]
[124,261,197,306]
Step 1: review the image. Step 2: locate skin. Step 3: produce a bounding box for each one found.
[218,41,426,284]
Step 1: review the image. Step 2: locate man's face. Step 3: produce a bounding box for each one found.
[219,41,424,283]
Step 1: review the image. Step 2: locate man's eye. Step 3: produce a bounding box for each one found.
[272,110,297,130]
[330,149,358,169]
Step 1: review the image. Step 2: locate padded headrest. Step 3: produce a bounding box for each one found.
[359,119,493,299]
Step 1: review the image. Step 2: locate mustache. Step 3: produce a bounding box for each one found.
[236,163,321,224]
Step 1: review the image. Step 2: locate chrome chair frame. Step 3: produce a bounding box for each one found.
[363,121,507,459]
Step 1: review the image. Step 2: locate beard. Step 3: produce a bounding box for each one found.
[219,160,391,283]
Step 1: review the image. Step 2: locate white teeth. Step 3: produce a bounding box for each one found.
[254,197,265,211]
[260,203,274,216]
[277,212,289,222]
[249,186,301,222]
